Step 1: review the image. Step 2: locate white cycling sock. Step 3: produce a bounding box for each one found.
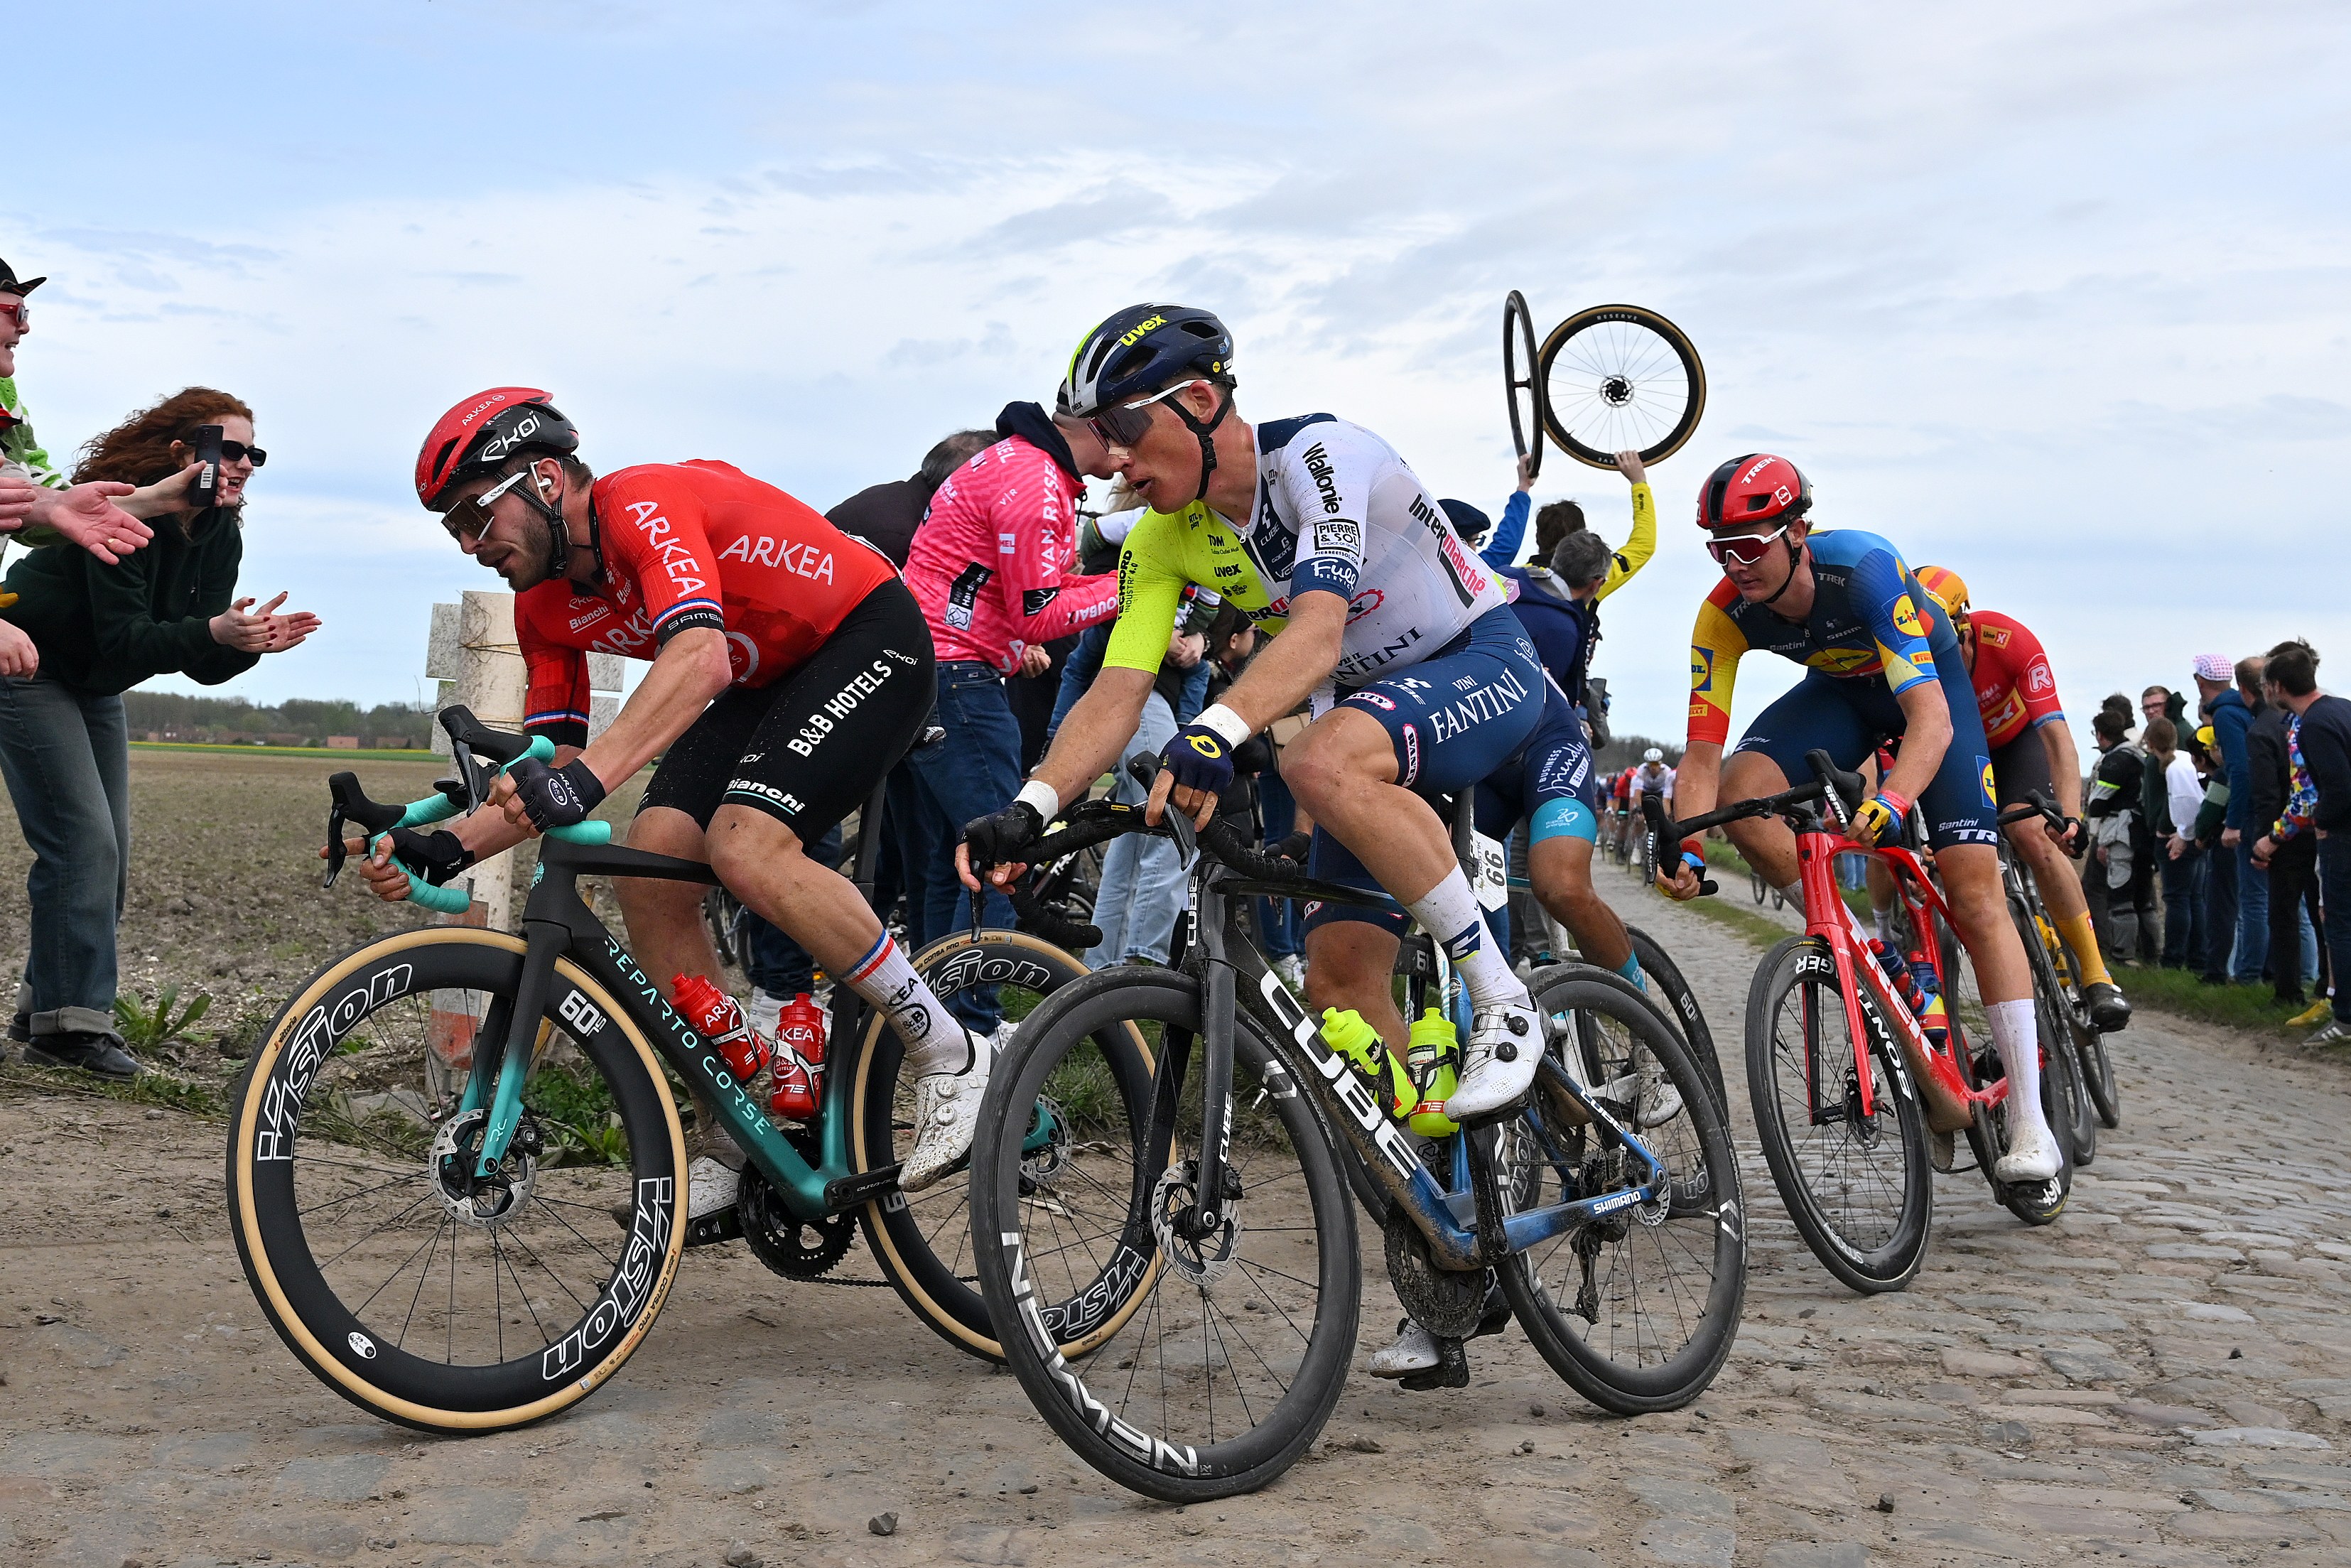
[1407,868,1528,1009]
[1985,999,2049,1133]
[1777,881,1803,905]
[1872,907,1896,944]
[843,932,970,1078]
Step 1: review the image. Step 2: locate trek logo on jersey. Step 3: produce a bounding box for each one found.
[622,499,708,595]
[716,534,837,583]
[1891,593,1925,640]
[1301,443,1344,516]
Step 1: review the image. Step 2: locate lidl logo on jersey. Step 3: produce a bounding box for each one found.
[1891,594,1925,639]
[1690,648,1715,693]
[1978,757,1996,809]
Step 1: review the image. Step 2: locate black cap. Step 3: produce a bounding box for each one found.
[0,256,45,297]
[1439,497,1492,544]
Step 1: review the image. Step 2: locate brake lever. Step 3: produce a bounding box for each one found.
[323,805,347,888]
[1126,753,1200,860]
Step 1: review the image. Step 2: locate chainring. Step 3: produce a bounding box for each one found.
[1383,1206,1488,1339]
[737,1127,858,1280]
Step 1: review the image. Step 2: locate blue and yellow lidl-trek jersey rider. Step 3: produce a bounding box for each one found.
[1685,529,1955,749]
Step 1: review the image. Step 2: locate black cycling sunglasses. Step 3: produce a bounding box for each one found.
[178,435,268,467]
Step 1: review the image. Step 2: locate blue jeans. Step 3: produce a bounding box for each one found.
[1084,693,1185,968]
[2201,838,2239,981]
[2159,840,2207,968]
[741,825,843,999]
[2236,840,2269,981]
[874,761,930,948]
[907,661,1022,1032]
[2321,835,2351,1025]
[0,676,131,1041]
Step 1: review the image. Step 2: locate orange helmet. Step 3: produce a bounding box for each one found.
[1913,565,1970,618]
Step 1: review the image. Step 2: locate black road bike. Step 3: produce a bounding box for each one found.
[227,712,1149,1432]
[967,764,1745,1500]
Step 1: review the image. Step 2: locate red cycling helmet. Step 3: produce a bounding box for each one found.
[1697,453,1812,529]
[414,387,579,510]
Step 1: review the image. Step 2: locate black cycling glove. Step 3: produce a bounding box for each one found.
[387,827,475,887]
[1271,830,1312,866]
[1164,725,1236,796]
[963,801,1045,870]
[507,757,605,831]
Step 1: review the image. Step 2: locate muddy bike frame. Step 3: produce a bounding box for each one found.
[1645,749,2006,1128]
[1015,782,1670,1277]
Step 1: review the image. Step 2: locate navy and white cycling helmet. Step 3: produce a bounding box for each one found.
[1057,304,1233,418]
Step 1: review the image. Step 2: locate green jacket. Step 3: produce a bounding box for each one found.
[0,375,67,560]
[1,506,260,695]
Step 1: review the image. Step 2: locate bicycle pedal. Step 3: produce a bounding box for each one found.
[1398,1336,1471,1391]
[686,1206,745,1248]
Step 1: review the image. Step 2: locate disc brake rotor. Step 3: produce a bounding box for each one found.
[1152,1159,1239,1288]
[428,1107,539,1230]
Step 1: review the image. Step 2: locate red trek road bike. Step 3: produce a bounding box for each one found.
[1643,748,2081,1294]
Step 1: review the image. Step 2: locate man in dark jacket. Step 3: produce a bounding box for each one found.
[2252,640,2347,1031]
[2260,641,2351,1045]
[2190,654,2244,981]
[2229,657,2277,982]
[2246,673,2296,992]
[2087,708,2156,965]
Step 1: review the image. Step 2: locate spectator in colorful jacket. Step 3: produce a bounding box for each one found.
[901,401,1120,1042]
[2252,639,2343,1022]
[2248,639,2351,1045]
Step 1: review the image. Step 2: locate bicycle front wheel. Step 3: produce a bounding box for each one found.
[972,967,1359,1503]
[850,929,1155,1362]
[1537,304,1707,469]
[1744,936,1932,1293]
[1502,967,1746,1413]
[227,929,685,1432]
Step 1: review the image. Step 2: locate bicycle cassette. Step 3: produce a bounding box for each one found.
[737,1127,858,1280]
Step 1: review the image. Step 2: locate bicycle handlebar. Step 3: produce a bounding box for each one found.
[324,725,613,915]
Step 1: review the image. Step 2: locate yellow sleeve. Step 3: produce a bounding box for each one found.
[1686,593,1749,747]
[1594,482,1656,602]
[1102,512,1189,674]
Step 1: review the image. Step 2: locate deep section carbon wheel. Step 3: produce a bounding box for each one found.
[1537,303,1707,470]
[228,929,683,1432]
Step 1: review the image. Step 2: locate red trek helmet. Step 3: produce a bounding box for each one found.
[415,387,580,509]
[1697,453,1812,529]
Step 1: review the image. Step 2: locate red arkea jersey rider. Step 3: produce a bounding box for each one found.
[517,459,897,747]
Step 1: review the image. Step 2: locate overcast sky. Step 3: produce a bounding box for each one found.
[12,0,2347,757]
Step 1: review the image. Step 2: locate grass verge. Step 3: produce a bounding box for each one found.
[1682,894,1797,952]
[0,1059,230,1117]
[2105,963,2335,1044]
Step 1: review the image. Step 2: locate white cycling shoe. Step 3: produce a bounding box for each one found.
[1599,1058,1685,1129]
[687,1156,741,1221]
[899,1029,993,1193]
[1446,1001,1542,1120]
[1369,1321,1442,1378]
[1994,1118,2063,1184]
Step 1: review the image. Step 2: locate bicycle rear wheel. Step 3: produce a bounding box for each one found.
[1537,304,1707,469]
[228,929,685,1432]
[1502,968,1745,1413]
[1625,924,1725,1124]
[851,929,1154,1363]
[1744,936,1932,1293]
[972,968,1358,1503]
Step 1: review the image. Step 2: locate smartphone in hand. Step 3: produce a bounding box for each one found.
[190,424,224,509]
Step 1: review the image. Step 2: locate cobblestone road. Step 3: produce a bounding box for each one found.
[5,875,2350,1568]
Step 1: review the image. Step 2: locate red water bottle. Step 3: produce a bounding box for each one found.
[674,973,769,1083]
[769,993,827,1120]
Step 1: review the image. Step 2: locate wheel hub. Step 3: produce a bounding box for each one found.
[428,1108,539,1230]
[1017,1095,1071,1192]
[1152,1160,1239,1287]
[1599,374,1635,406]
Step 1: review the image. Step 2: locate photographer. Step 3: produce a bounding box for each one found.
[0,389,319,1077]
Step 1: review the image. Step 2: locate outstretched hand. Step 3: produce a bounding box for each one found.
[1615,449,1648,486]
[33,481,155,563]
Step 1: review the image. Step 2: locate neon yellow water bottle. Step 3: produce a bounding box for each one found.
[1405,1008,1461,1137]
[1320,1007,1417,1120]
